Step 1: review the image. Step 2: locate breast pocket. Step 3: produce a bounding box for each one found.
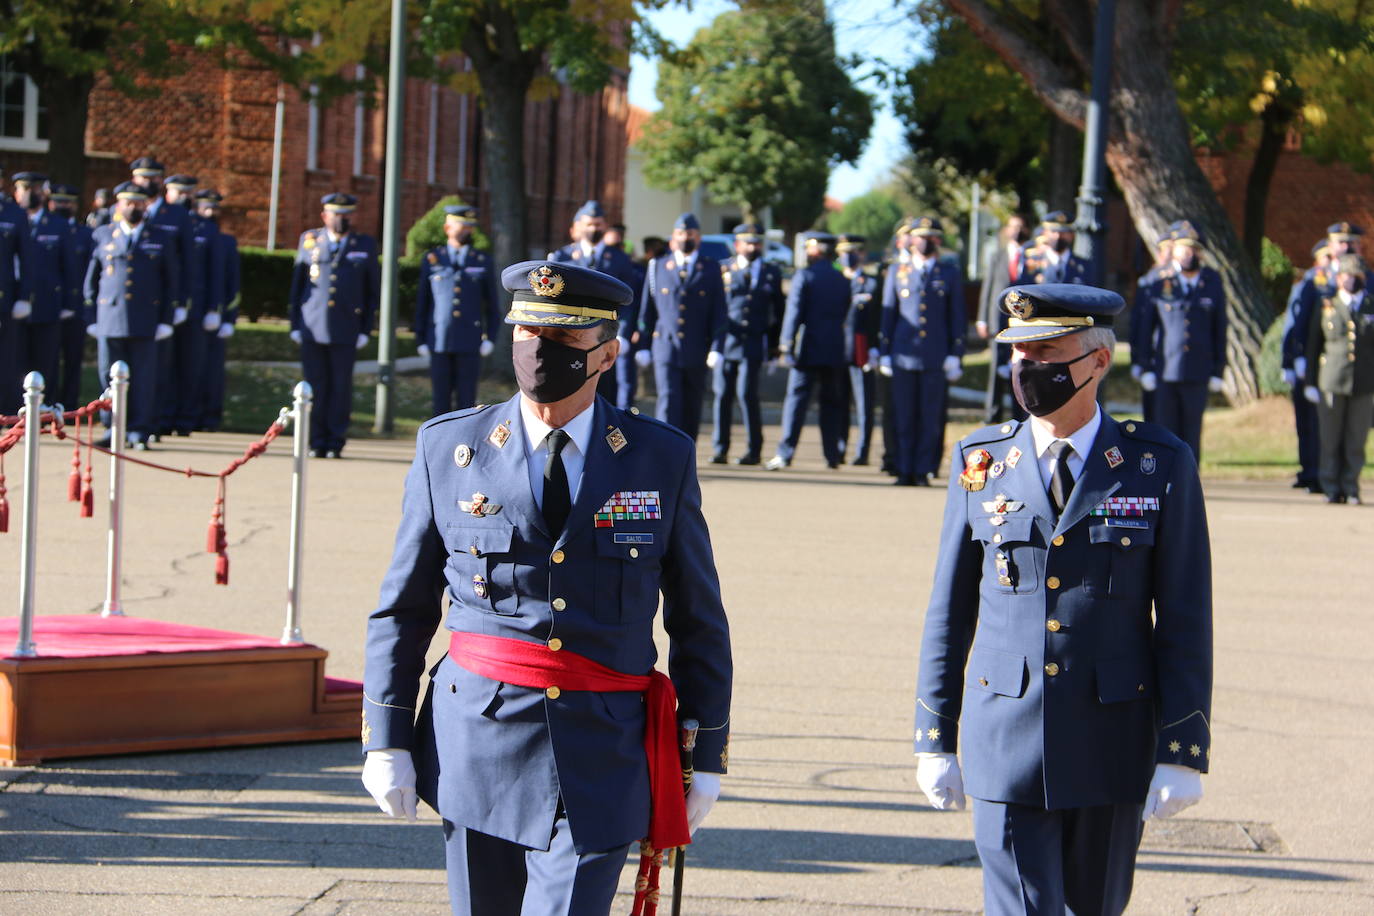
[444,520,518,615]
[594,533,666,624]
[1087,520,1156,598]
[970,516,1040,594]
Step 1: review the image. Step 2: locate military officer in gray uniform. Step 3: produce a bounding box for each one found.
[414,204,500,417]
[361,259,731,915]
[289,193,379,457]
[1302,254,1374,505]
[1133,221,1228,460]
[914,283,1213,916]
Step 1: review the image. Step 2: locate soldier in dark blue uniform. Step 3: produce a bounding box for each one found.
[1128,234,1176,423]
[360,259,731,915]
[550,200,642,409]
[635,212,727,440]
[289,193,379,458]
[0,172,34,415]
[914,283,1212,916]
[48,182,94,409]
[1132,221,1227,460]
[1015,211,1092,286]
[83,182,177,449]
[878,216,966,486]
[766,231,851,470]
[415,204,501,417]
[10,173,81,405]
[838,234,881,465]
[877,217,912,475]
[191,190,240,431]
[708,222,783,465]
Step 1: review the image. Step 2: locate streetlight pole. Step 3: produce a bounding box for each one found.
[1074,0,1118,286]
[374,0,406,434]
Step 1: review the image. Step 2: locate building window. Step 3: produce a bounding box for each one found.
[0,57,48,153]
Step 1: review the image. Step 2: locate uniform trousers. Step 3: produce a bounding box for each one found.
[0,317,20,414]
[200,330,228,430]
[429,351,482,417]
[892,367,947,477]
[1317,391,1374,500]
[442,814,632,916]
[846,365,875,462]
[712,357,763,458]
[299,339,357,452]
[984,344,1014,423]
[1291,387,1321,485]
[1153,381,1208,460]
[58,315,86,410]
[99,336,158,443]
[15,321,61,404]
[775,365,847,465]
[166,320,207,433]
[653,361,707,440]
[973,798,1144,916]
[614,344,639,410]
[878,371,898,473]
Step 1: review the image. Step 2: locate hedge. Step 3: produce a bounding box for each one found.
[239,246,421,327]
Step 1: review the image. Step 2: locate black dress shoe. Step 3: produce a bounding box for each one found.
[1308,482,1325,494]
[1326,494,1346,504]
[735,454,761,466]
[310,448,327,459]
[326,450,343,459]
[851,456,869,466]
[708,454,728,465]
[174,429,192,437]
[914,474,931,487]
[1292,478,1310,489]
[94,433,113,448]
[826,460,840,469]
[894,474,916,486]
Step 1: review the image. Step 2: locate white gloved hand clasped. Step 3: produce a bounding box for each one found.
[635,348,652,369]
[915,752,966,811]
[154,323,174,342]
[289,329,303,345]
[706,350,722,370]
[879,355,894,377]
[203,311,222,332]
[1208,376,1225,393]
[362,748,419,822]
[1305,385,1321,404]
[416,343,431,360]
[685,771,721,835]
[356,333,369,350]
[218,323,235,339]
[996,363,1012,380]
[172,306,187,326]
[11,299,31,320]
[1281,368,1297,387]
[1140,371,1158,392]
[1142,763,1202,821]
[943,355,962,382]
[479,339,495,357]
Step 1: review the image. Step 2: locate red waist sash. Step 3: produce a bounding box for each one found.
[448,631,690,850]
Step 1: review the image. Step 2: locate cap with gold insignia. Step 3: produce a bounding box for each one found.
[894,216,913,237]
[47,182,79,203]
[1313,238,1331,258]
[995,283,1124,343]
[733,222,764,242]
[194,189,224,206]
[322,192,358,213]
[674,212,700,231]
[1168,220,1203,247]
[11,171,47,187]
[502,259,633,329]
[836,233,866,252]
[129,156,165,177]
[113,181,151,202]
[165,174,198,191]
[575,200,606,220]
[1328,221,1364,242]
[910,216,943,237]
[445,203,479,224]
[1036,210,1075,236]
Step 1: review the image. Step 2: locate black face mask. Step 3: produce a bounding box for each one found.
[125,209,145,225]
[914,238,938,257]
[582,228,604,246]
[512,335,605,404]
[742,247,762,262]
[1052,236,1073,253]
[1012,348,1098,417]
[679,238,697,254]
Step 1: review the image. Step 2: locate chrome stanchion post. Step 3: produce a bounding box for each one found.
[282,381,311,645]
[13,372,45,658]
[101,360,130,618]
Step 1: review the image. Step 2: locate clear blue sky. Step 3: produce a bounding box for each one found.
[628,0,919,203]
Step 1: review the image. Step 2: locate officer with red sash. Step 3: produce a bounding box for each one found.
[362,260,732,914]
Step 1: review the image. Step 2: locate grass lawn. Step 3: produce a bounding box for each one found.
[226,319,421,363]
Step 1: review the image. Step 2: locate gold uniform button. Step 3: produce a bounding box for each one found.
[1137,684,1146,693]
[552,598,567,611]
[452,310,460,317]
[1125,423,1137,433]
[992,533,1003,544]
[1046,619,1062,632]
[1052,535,1065,547]
[547,638,563,651]
[468,546,480,556]
[978,677,989,687]
[551,550,566,564]
[1120,536,1132,547]
[1046,576,1061,590]
[1044,662,1060,677]
[630,407,640,415]
[545,686,561,699]
[629,547,640,558]
[1001,425,1012,434]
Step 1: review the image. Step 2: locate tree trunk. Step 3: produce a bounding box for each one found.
[475,74,530,273]
[1046,116,1081,212]
[35,70,94,192]
[1242,102,1291,270]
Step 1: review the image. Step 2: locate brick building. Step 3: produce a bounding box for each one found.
[0,49,631,255]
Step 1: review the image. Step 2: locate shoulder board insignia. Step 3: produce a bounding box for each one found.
[303,236,315,250]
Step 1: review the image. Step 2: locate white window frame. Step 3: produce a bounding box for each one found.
[0,66,48,153]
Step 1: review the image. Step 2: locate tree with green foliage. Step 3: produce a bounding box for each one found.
[405,196,492,258]
[825,190,906,249]
[638,0,874,234]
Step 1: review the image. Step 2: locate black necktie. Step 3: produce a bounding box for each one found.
[1048,439,1076,515]
[542,429,572,534]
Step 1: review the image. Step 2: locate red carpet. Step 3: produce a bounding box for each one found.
[2,615,308,659]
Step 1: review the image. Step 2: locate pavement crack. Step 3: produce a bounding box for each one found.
[1186,884,1257,915]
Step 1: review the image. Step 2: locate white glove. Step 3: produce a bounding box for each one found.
[1295,356,1308,378]
[879,355,894,377]
[1304,385,1321,404]
[218,323,235,339]
[11,299,30,320]
[1281,368,1297,387]
[866,349,880,372]
[356,333,369,350]
[479,339,494,357]
[1130,364,1143,380]
[86,324,99,338]
[289,329,303,345]
[416,343,431,360]
[172,306,187,326]
[154,323,174,341]
[915,752,966,810]
[778,353,795,369]
[706,350,722,370]
[996,363,1011,379]
[635,348,652,369]
[203,311,222,332]
[1140,371,1158,392]
[361,748,418,822]
[685,771,721,835]
[1142,763,1202,821]
[1208,376,1225,393]
[943,355,962,382]
[60,309,75,320]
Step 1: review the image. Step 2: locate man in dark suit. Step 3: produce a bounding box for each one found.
[976,214,1030,423]
[10,173,81,402]
[48,182,94,409]
[914,283,1212,916]
[361,259,732,915]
